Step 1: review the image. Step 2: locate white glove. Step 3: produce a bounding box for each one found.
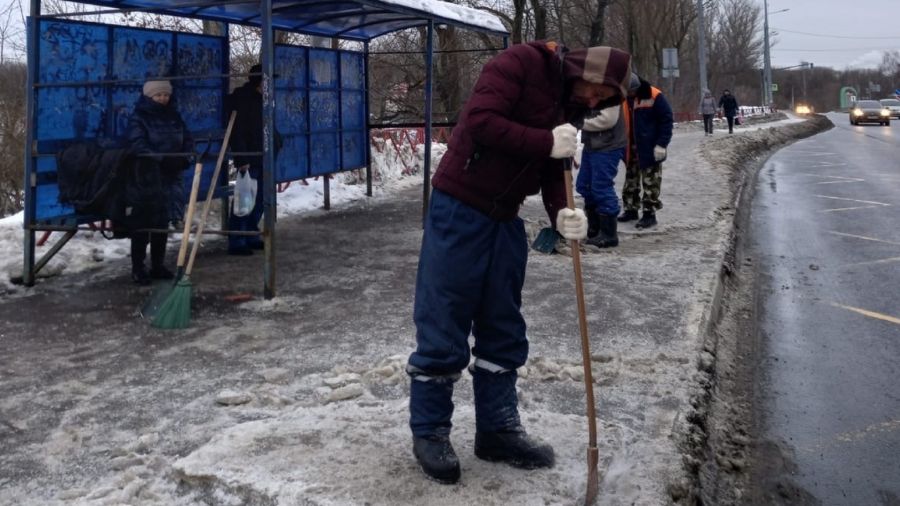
[653,145,667,162]
[582,105,621,132]
[555,208,588,241]
[550,124,578,159]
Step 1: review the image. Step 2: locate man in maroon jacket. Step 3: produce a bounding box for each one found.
[406,41,632,484]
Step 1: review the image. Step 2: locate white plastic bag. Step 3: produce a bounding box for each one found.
[233,170,257,217]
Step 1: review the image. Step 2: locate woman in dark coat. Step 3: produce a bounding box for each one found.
[126,79,193,285]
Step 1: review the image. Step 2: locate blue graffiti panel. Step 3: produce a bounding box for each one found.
[39,20,108,84]
[342,90,364,129]
[31,19,228,224]
[111,86,142,139]
[340,52,364,90]
[275,89,307,134]
[112,28,172,81]
[309,133,339,176]
[309,49,338,89]
[176,87,223,133]
[35,184,74,221]
[341,130,365,169]
[36,87,106,141]
[310,91,339,131]
[176,33,224,87]
[275,45,308,89]
[276,135,309,183]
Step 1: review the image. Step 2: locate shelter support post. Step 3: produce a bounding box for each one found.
[323,176,330,210]
[22,0,41,287]
[365,42,372,197]
[421,20,434,225]
[261,0,276,299]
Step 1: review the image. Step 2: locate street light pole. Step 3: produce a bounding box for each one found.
[697,0,708,99]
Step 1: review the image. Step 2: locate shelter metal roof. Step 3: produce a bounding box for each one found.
[63,0,509,41]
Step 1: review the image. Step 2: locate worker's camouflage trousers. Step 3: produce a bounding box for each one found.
[622,160,663,212]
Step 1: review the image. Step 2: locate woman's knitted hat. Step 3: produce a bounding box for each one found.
[143,80,173,98]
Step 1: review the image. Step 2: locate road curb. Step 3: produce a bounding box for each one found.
[677,114,835,504]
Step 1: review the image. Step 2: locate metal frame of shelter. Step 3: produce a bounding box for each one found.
[22,0,509,298]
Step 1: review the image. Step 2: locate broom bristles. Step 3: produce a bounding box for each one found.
[151,278,192,329]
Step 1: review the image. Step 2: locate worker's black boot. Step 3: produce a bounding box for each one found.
[412,434,460,484]
[635,211,657,229]
[586,213,618,248]
[617,209,639,222]
[586,208,601,239]
[474,427,555,469]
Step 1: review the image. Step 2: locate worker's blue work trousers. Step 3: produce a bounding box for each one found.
[408,189,528,437]
[576,148,625,215]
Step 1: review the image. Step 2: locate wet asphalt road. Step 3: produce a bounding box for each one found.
[747,113,900,505]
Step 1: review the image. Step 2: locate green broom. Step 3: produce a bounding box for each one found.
[153,112,237,329]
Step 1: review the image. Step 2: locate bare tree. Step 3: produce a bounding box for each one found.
[0,62,25,216]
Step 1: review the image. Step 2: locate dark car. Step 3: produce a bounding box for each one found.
[850,100,891,126]
[879,98,900,119]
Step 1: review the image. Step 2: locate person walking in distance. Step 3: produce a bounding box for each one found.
[699,88,717,136]
[407,42,632,484]
[718,89,739,134]
[618,75,674,229]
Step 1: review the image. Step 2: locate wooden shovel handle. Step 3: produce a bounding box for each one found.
[563,161,599,449]
[175,160,204,270]
[185,111,237,276]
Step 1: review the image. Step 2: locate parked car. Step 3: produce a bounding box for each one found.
[879,98,900,119]
[849,100,891,126]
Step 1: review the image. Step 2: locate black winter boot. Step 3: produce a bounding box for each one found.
[635,211,657,229]
[586,208,601,239]
[131,266,151,286]
[474,427,555,469]
[585,213,618,248]
[412,435,460,484]
[617,209,639,222]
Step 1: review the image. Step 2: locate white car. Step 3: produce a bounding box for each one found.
[880,98,900,119]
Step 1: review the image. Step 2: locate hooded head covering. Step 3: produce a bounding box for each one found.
[249,64,263,87]
[560,46,632,99]
[143,80,172,98]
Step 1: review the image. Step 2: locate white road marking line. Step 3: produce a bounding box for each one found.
[814,195,891,206]
[820,205,880,213]
[798,173,866,185]
[830,303,900,326]
[828,231,900,246]
[844,256,900,267]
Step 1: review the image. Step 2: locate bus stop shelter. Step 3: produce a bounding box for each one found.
[23,0,508,298]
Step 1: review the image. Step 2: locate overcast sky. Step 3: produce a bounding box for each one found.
[764,0,900,70]
[3,0,899,71]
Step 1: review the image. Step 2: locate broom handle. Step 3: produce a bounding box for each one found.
[175,159,205,272]
[563,162,599,449]
[185,111,237,276]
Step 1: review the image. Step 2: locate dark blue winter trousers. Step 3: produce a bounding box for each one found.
[408,189,528,437]
[576,147,625,216]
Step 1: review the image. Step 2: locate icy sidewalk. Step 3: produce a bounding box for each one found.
[0,115,829,506]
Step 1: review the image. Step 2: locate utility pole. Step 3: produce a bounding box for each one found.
[697,0,708,99]
[763,0,772,106]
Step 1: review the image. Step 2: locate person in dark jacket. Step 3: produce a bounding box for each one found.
[618,75,674,229]
[225,64,267,255]
[575,98,626,248]
[408,41,631,484]
[718,89,740,133]
[126,79,193,285]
